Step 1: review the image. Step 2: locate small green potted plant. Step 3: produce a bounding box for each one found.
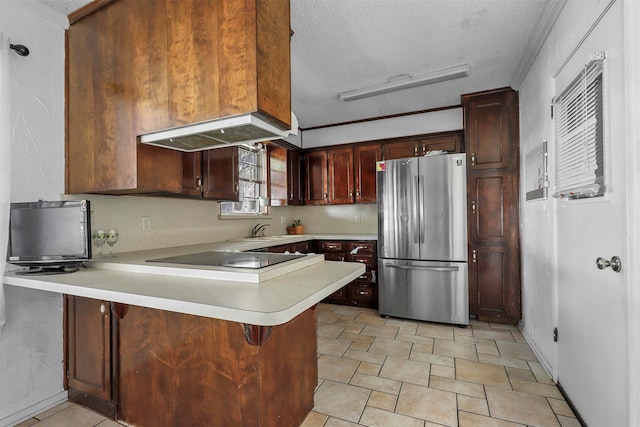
[292,219,304,235]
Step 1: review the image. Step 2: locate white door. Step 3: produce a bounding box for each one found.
[555,2,628,426]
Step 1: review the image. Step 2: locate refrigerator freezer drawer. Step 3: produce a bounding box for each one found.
[378,259,469,326]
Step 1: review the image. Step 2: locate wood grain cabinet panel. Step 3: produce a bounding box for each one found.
[65,295,116,417]
[328,148,355,204]
[354,144,382,203]
[203,147,239,200]
[383,132,463,160]
[66,0,290,194]
[269,145,303,206]
[304,151,329,205]
[463,88,521,324]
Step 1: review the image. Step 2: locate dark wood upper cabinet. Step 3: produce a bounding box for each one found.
[182,152,204,198]
[354,144,382,203]
[383,132,463,160]
[268,145,302,206]
[203,147,239,201]
[304,151,329,205]
[464,90,515,170]
[328,148,355,205]
[66,0,291,194]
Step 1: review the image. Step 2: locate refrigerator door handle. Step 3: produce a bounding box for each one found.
[387,264,460,272]
[413,175,420,244]
[418,175,425,244]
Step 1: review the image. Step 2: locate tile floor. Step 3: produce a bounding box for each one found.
[17,303,580,427]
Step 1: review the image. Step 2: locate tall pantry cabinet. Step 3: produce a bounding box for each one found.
[463,88,521,324]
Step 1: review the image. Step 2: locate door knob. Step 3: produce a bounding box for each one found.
[596,256,622,273]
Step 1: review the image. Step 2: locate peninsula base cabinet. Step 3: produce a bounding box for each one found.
[65,296,318,427]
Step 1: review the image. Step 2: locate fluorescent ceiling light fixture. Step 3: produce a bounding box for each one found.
[339,64,471,102]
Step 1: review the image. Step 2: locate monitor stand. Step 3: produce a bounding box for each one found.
[15,264,83,275]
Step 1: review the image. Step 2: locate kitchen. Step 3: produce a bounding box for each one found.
[1,1,639,427]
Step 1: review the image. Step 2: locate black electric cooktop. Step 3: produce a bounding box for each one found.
[146,251,306,269]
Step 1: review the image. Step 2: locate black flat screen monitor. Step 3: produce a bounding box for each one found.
[7,200,91,273]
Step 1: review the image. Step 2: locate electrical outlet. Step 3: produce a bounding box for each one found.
[355,214,362,224]
[142,216,151,232]
[280,216,286,224]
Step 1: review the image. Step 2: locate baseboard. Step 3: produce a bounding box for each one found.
[556,382,587,427]
[519,324,556,381]
[0,390,68,427]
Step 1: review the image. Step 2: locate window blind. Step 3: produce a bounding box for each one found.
[553,57,604,199]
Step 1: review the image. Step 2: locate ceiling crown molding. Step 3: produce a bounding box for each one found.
[511,0,567,89]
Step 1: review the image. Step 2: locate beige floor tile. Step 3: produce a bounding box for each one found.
[349,340,372,351]
[510,378,564,399]
[367,390,398,411]
[343,323,367,334]
[319,336,352,356]
[319,310,342,323]
[410,341,434,354]
[510,329,528,344]
[454,334,496,345]
[396,383,457,426]
[301,411,329,427]
[410,350,455,367]
[335,313,361,322]
[457,394,490,416]
[313,380,370,423]
[95,418,122,426]
[548,398,576,417]
[34,402,73,421]
[488,323,519,331]
[473,327,515,343]
[355,311,388,325]
[334,306,365,315]
[485,386,560,426]
[384,318,405,327]
[357,361,382,376]
[343,349,386,364]
[319,322,348,338]
[416,323,455,340]
[528,361,555,385]
[338,331,375,344]
[429,375,486,398]
[477,353,530,369]
[434,338,479,361]
[470,319,492,327]
[430,364,455,378]
[33,404,107,427]
[319,354,360,383]
[361,324,400,339]
[379,356,430,386]
[456,359,511,389]
[557,414,583,427]
[455,326,474,337]
[350,372,402,395]
[325,417,361,427]
[505,366,536,382]
[458,410,526,427]
[398,324,418,335]
[476,341,500,356]
[496,341,538,361]
[396,333,435,346]
[369,337,412,358]
[14,419,38,427]
[359,406,424,427]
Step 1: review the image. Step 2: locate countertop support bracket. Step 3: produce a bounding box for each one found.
[242,323,273,345]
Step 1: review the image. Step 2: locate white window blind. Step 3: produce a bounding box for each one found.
[553,57,604,199]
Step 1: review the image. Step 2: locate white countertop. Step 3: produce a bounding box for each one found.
[3,235,370,326]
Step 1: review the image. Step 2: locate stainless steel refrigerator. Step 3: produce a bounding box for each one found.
[377,153,468,326]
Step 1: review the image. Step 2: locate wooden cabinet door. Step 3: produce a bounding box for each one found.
[421,133,464,154]
[464,90,515,170]
[383,139,420,160]
[354,144,381,203]
[469,245,518,321]
[203,147,239,201]
[328,147,354,204]
[287,149,303,205]
[304,151,328,205]
[291,240,312,253]
[268,146,288,206]
[182,152,203,197]
[66,295,115,416]
[469,171,512,244]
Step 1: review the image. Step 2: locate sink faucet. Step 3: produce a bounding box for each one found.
[251,223,271,238]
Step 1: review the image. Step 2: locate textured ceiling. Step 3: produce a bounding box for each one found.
[36,0,549,128]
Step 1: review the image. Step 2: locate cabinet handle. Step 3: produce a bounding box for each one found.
[472,249,477,263]
[358,290,369,295]
[355,190,360,198]
[414,145,418,156]
[349,190,353,198]
[100,302,108,316]
[323,192,328,199]
[472,200,476,214]
[471,153,476,165]
[422,145,426,155]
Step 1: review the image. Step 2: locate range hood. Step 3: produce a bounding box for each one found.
[140,112,298,152]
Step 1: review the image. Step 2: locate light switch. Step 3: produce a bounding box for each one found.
[142,216,151,232]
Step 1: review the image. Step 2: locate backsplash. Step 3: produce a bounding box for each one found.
[291,204,378,235]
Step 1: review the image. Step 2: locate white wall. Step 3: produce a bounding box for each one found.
[0,2,68,425]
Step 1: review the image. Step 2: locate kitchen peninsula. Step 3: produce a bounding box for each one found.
[3,237,366,427]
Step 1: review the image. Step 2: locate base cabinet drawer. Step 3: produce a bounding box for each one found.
[348,282,377,307]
